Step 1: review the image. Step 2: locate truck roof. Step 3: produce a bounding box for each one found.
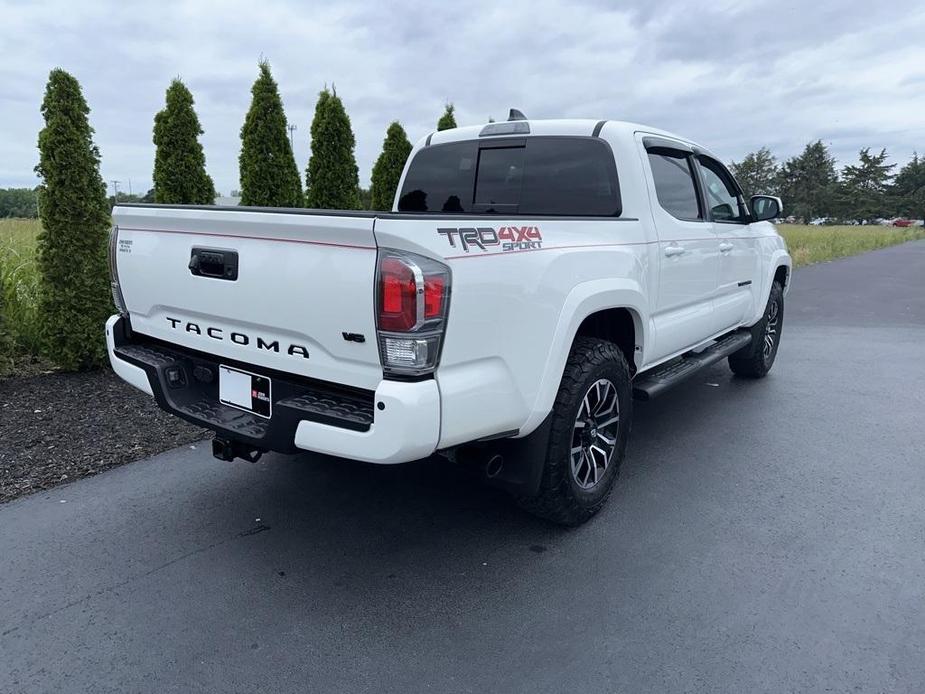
[423,118,703,151]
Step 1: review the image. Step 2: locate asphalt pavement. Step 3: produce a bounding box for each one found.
[1,241,924,693]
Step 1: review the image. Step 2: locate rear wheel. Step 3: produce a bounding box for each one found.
[729,281,784,378]
[518,337,632,526]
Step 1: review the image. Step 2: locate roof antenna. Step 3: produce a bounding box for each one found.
[508,108,527,122]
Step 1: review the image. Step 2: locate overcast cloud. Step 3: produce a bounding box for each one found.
[1,0,924,195]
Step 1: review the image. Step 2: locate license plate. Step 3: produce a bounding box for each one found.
[219,365,271,418]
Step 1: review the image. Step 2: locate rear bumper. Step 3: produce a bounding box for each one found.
[106,315,440,464]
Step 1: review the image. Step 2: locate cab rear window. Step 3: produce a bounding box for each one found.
[397,137,621,216]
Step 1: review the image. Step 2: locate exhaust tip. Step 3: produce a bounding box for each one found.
[485,454,504,479]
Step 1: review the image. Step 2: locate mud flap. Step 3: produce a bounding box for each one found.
[470,413,553,498]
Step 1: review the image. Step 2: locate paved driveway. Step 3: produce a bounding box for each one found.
[2,241,924,693]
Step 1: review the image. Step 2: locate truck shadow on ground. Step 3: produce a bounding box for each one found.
[196,361,764,556]
[157,362,778,642]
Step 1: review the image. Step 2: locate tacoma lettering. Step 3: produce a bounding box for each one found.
[165,318,308,359]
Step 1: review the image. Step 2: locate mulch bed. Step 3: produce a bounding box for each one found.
[0,368,207,503]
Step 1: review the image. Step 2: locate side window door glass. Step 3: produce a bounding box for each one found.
[646,150,702,221]
[697,157,745,223]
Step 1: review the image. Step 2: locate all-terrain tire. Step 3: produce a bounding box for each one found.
[729,281,784,378]
[517,337,633,526]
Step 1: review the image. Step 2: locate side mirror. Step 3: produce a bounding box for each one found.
[750,195,782,222]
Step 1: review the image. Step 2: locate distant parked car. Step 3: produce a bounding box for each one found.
[893,219,914,227]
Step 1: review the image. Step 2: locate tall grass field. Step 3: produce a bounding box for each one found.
[0,218,42,374]
[782,224,925,267]
[1,218,923,375]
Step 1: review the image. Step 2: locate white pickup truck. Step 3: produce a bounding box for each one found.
[107,115,790,525]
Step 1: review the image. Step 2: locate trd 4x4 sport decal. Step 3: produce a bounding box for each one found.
[437,226,542,253]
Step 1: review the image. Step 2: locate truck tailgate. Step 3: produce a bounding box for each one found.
[112,206,382,390]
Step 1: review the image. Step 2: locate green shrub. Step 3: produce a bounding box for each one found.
[34,69,112,370]
[153,79,216,204]
[357,187,372,210]
[370,122,412,211]
[437,103,457,131]
[305,87,360,209]
[0,188,39,218]
[239,61,303,208]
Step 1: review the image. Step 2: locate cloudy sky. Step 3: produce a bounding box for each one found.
[2,0,924,196]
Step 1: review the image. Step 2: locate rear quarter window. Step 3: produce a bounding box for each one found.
[398,136,621,216]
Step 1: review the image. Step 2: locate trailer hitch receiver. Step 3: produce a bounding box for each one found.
[212,437,264,463]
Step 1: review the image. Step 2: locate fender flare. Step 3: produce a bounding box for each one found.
[748,250,792,325]
[518,279,648,436]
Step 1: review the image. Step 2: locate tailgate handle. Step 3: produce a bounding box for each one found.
[189,247,238,281]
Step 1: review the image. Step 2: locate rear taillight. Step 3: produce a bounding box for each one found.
[108,225,127,315]
[378,256,417,331]
[376,249,451,377]
[424,275,445,318]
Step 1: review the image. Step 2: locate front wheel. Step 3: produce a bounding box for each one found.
[517,337,633,526]
[729,281,784,378]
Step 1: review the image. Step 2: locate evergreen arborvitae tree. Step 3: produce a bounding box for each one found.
[34,69,111,370]
[437,103,457,131]
[369,121,412,210]
[239,61,303,207]
[304,87,360,209]
[153,79,216,204]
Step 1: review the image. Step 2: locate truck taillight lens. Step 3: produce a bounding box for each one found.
[108,225,127,315]
[376,249,451,377]
[379,256,417,331]
[424,275,445,318]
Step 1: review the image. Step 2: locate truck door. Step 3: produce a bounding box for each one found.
[639,136,721,362]
[695,154,759,331]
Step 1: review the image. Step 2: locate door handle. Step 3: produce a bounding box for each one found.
[189,247,239,280]
[719,242,734,253]
[664,244,685,257]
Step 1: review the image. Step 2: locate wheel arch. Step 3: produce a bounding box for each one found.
[517,280,648,437]
[575,307,641,377]
[774,264,790,291]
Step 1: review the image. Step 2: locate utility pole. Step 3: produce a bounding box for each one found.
[111,180,120,199]
[127,178,133,196]
[287,123,297,152]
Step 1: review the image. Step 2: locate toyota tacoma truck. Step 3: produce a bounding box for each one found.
[107,114,790,525]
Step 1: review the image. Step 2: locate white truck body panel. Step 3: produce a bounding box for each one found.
[112,205,382,391]
[108,118,790,466]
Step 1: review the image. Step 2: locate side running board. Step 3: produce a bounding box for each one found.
[632,332,752,401]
